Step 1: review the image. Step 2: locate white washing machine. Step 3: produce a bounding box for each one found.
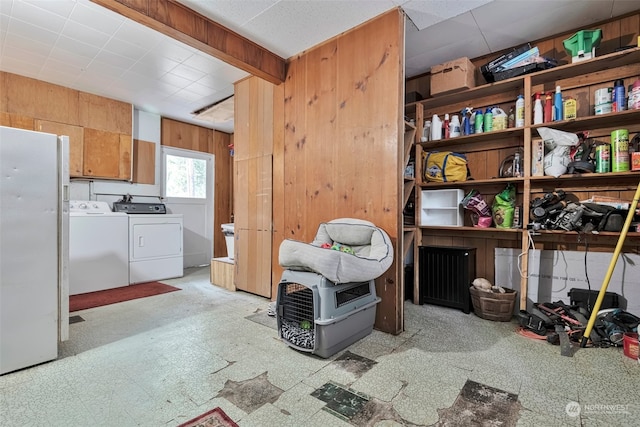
[128,214,184,284]
[69,201,129,295]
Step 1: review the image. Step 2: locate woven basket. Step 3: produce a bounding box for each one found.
[469,286,517,322]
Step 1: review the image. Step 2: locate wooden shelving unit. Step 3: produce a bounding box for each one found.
[406,47,640,310]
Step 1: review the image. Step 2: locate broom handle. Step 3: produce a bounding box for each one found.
[580,180,640,348]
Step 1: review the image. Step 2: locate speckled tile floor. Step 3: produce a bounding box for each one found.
[1,267,638,426]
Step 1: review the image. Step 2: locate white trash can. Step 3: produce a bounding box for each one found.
[221,223,234,259]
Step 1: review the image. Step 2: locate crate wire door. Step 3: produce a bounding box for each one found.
[278,282,316,350]
[419,246,476,313]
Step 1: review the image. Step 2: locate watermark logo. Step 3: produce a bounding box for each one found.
[565,401,629,417]
[566,401,581,417]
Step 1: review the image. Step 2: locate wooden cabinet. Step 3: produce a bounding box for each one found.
[35,120,84,176]
[406,47,640,310]
[82,128,131,180]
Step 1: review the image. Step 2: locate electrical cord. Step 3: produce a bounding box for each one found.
[518,229,537,279]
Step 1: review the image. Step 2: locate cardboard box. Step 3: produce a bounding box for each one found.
[430,57,475,96]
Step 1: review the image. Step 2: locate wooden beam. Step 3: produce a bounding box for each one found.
[90,0,286,85]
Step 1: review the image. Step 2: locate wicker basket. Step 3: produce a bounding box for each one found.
[469,286,517,322]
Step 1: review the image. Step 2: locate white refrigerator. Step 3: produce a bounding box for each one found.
[0,126,69,375]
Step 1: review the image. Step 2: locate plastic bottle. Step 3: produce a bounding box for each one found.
[515,95,525,127]
[492,107,507,130]
[533,92,543,125]
[484,107,493,132]
[431,114,442,141]
[544,92,553,123]
[512,152,522,177]
[462,110,471,136]
[444,114,450,139]
[508,107,515,128]
[421,120,431,142]
[470,111,476,134]
[474,109,484,134]
[630,78,640,110]
[450,115,461,138]
[613,79,626,112]
[554,86,563,121]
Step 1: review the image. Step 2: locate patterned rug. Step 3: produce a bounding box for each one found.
[177,407,238,427]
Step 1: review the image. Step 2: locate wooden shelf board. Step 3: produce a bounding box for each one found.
[531,109,640,135]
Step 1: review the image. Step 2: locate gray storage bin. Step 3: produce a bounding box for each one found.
[276,270,380,358]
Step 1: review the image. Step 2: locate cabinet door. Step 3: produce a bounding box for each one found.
[132,139,155,184]
[83,128,131,179]
[35,120,84,177]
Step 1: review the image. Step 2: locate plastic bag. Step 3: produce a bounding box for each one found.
[492,184,516,228]
[537,127,579,177]
[462,190,492,227]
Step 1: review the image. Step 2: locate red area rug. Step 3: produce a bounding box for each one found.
[69,281,180,312]
[178,407,238,427]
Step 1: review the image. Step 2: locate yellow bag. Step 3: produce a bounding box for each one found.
[422,151,469,182]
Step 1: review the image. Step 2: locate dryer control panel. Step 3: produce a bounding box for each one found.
[113,202,166,214]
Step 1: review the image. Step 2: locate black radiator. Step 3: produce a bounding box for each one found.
[419,246,476,313]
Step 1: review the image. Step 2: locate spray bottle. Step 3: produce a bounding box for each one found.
[554,86,563,121]
[474,108,484,134]
[533,92,543,125]
[544,92,553,123]
[515,95,525,128]
[444,114,450,139]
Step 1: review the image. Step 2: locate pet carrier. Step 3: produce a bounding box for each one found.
[276,270,380,358]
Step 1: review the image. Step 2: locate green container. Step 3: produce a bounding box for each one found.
[563,29,602,58]
[611,129,629,172]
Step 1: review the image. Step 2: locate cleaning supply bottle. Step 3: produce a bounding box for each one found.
[450,115,461,138]
[508,107,515,128]
[484,107,493,132]
[462,109,471,136]
[469,110,476,134]
[630,78,640,110]
[474,109,484,134]
[431,114,442,141]
[533,92,543,125]
[492,107,507,130]
[515,95,525,127]
[421,120,431,142]
[544,92,553,123]
[613,79,626,112]
[444,114,450,139]
[554,86,563,121]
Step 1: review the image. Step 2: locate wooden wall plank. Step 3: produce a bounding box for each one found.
[118,134,132,180]
[280,9,404,333]
[83,128,121,178]
[132,139,155,184]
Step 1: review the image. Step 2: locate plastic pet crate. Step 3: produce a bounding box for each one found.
[276,270,381,358]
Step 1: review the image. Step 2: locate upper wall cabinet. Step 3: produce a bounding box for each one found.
[35,120,84,176]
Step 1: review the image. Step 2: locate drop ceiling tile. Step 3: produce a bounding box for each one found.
[182,53,226,74]
[169,63,207,82]
[93,49,137,70]
[23,0,77,19]
[129,53,180,77]
[0,56,40,79]
[69,0,125,36]
[184,80,216,97]
[195,73,232,91]
[159,72,193,90]
[4,31,54,57]
[62,20,111,49]
[41,56,85,80]
[405,11,481,57]
[113,20,163,51]
[1,44,47,69]
[156,40,196,64]
[49,46,94,70]
[0,0,14,16]
[612,0,640,16]
[210,65,249,86]
[103,37,150,61]
[172,88,204,103]
[55,35,102,59]
[177,0,278,28]
[83,58,125,81]
[11,0,67,34]
[6,17,58,42]
[402,0,493,30]
[241,0,396,58]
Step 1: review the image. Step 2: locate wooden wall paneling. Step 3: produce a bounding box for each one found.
[132,139,155,184]
[282,9,403,333]
[79,92,132,134]
[270,83,285,297]
[1,112,34,130]
[83,128,121,178]
[2,72,79,125]
[620,13,639,47]
[35,120,84,177]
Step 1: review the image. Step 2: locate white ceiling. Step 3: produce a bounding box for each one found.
[0,0,637,134]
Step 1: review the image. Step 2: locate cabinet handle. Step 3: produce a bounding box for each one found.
[138,236,144,247]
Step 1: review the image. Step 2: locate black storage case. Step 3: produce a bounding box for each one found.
[568,288,621,312]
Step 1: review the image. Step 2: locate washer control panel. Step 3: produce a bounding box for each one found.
[113,202,167,214]
[69,200,112,213]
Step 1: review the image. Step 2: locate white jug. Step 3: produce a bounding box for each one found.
[431,114,442,141]
[492,107,508,131]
